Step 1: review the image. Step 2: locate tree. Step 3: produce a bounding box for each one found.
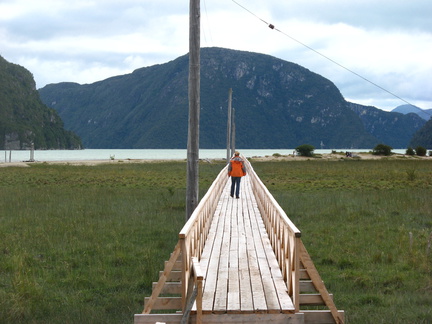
[415,146,427,156]
[372,144,393,156]
[296,144,315,157]
[406,147,415,156]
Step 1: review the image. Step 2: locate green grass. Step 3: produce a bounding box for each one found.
[252,160,432,323]
[0,162,223,323]
[0,159,431,323]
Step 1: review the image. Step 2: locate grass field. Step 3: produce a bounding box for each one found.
[0,159,431,323]
[252,159,432,323]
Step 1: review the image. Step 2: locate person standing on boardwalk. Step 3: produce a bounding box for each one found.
[228,151,246,199]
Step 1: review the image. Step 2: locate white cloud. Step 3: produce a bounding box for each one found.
[0,0,431,111]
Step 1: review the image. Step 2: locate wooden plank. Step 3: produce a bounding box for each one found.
[237,191,256,313]
[144,297,182,310]
[200,182,230,312]
[246,176,295,312]
[300,268,310,280]
[240,183,266,312]
[189,313,304,324]
[257,214,295,312]
[152,281,182,295]
[160,270,182,282]
[227,195,241,312]
[299,293,334,306]
[300,280,318,293]
[244,177,282,313]
[134,313,183,324]
[166,260,182,271]
[213,190,231,313]
[302,310,345,324]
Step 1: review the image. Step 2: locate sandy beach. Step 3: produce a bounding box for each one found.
[0,158,179,167]
[248,152,431,162]
[1,152,430,168]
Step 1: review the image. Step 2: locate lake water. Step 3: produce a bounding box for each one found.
[2,148,408,163]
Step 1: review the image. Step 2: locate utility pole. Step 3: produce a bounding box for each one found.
[186,0,200,220]
[231,108,236,155]
[226,88,232,164]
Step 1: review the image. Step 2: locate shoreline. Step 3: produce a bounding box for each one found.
[1,152,430,167]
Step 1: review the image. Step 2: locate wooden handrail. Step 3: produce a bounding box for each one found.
[179,164,228,311]
[244,159,302,311]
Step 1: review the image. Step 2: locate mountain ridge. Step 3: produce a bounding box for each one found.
[392,104,432,121]
[39,47,424,149]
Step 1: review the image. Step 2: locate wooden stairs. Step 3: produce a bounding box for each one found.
[135,242,344,324]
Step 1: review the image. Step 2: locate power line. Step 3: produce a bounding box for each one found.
[202,0,213,44]
[231,0,422,110]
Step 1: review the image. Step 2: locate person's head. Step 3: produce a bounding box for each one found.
[234,151,240,156]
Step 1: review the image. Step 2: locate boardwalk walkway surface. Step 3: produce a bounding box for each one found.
[135,161,344,324]
[198,175,295,315]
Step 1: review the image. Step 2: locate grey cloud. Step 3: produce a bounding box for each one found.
[271,0,432,31]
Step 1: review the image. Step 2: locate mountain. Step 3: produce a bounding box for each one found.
[392,104,432,121]
[39,47,422,149]
[410,118,432,148]
[0,56,82,150]
[348,102,426,149]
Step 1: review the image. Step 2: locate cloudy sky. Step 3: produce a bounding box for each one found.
[1,0,431,111]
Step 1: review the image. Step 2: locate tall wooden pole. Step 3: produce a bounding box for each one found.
[231,108,236,155]
[186,0,200,220]
[226,88,232,164]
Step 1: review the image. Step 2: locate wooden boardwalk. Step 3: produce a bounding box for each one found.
[135,161,344,324]
[198,175,295,315]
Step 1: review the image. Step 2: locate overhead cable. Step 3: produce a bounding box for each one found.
[231,0,421,109]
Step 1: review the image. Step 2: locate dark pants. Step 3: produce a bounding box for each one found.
[230,177,241,198]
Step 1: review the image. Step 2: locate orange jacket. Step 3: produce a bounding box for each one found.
[228,157,246,177]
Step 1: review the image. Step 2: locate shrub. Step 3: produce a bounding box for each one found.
[406,168,417,181]
[406,147,415,156]
[372,144,393,156]
[295,144,315,157]
[415,146,427,156]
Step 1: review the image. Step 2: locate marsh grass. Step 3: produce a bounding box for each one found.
[0,162,223,323]
[253,160,432,323]
[1,159,431,323]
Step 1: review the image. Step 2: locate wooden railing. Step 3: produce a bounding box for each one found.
[178,164,229,321]
[244,159,302,311]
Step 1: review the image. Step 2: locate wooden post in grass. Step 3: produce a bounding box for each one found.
[30,143,35,162]
[186,0,200,220]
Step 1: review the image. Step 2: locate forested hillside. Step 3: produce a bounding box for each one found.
[0,56,82,150]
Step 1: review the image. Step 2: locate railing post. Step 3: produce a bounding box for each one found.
[192,257,203,324]
[180,237,188,311]
[293,235,301,312]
